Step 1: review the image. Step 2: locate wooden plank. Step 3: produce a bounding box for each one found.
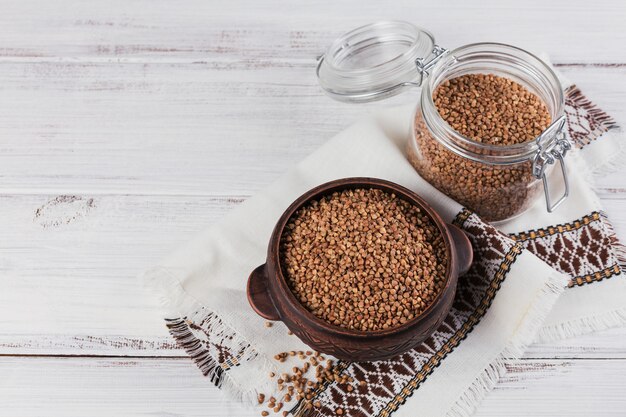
[478,359,626,417]
[0,335,181,357]
[1,356,625,416]
[4,327,624,359]
[1,193,625,357]
[525,326,626,359]
[0,194,234,356]
[0,356,250,417]
[0,64,623,196]
[0,0,625,64]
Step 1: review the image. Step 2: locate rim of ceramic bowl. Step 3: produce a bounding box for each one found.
[269,177,458,338]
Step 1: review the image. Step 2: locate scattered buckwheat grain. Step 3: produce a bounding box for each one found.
[259,349,365,415]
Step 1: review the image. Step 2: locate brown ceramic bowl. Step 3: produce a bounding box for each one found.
[247,178,472,361]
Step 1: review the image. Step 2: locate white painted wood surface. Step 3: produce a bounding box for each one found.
[1,1,625,415]
[3,357,626,417]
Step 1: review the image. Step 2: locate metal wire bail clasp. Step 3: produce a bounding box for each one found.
[532,116,571,213]
[415,45,449,86]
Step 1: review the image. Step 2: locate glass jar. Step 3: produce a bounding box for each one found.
[317,21,571,222]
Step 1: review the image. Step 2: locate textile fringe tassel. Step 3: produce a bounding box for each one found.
[165,317,224,385]
[538,308,626,343]
[535,212,626,342]
[567,85,619,143]
[446,269,568,417]
[142,266,276,405]
[589,129,626,179]
[293,403,323,417]
[565,85,624,179]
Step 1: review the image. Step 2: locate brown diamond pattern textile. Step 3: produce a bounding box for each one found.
[510,212,623,287]
[564,85,618,148]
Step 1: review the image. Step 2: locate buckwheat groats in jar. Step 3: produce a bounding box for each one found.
[279,188,448,332]
[407,73,553,221]
[317,24,569,221]
[435,74,551,145]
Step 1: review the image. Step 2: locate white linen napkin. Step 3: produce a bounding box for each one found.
[143,78,624,417]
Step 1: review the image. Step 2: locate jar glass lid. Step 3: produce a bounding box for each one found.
[316,21,437,103]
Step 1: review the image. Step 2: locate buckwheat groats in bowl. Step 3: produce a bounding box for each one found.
[407,72,554,222]
[280,188,448,332]
[247,178,472,361]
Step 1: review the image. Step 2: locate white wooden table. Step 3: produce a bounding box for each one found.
[2,1,626,416]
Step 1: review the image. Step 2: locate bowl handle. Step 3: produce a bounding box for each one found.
[447,223,473,275]
[247,263,281,321]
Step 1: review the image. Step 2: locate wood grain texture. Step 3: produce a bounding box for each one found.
[0,64,623,196]
[1,0,625,63]
[2,357,626,417]
[1,0,625,415]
